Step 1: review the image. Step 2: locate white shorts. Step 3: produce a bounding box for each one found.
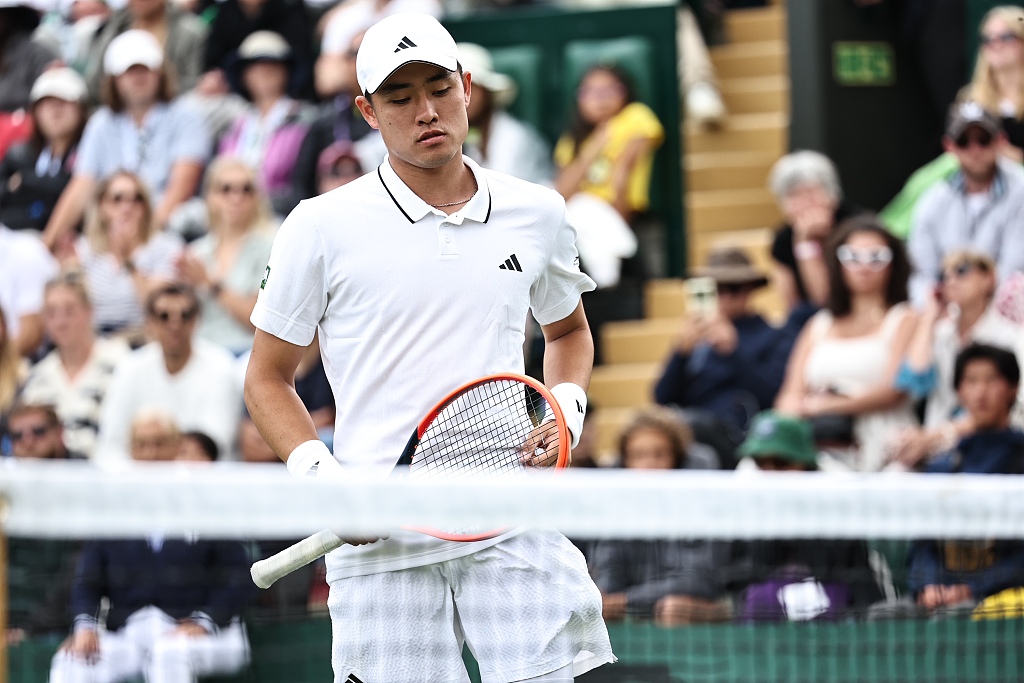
[327,530,614,683]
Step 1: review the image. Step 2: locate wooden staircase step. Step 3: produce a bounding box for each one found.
[711,41,787,79]
[687,187,782,233]
[719,75,790,114]
[593,406,639,463]
[724,5,786,43]
[601,318,679,365]
[589,362,660,409]
[684,112,787,154]
[686,151,776,192]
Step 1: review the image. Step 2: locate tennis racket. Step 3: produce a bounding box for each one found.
[251,373,570,588]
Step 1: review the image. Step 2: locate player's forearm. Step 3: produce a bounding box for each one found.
[543,326,594,390]
[243,373,320,464]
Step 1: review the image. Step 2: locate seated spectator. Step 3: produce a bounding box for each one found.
[775,216,919,472]
[965,5,1024,162]
[218,32,312,216]
[97,284,243,462]
[554,64,664,223]
[906,344,1024,614]
[893,251,1024,467]
[128,408,183,461]
[908,102,1024,307]
[6,403,79,459]
[176,157,275,355]
[44,30,211,250]
[72,171,183,336]
[768,150,862,317]
[0,68,88,232]
[0,2,58,112]
[730,411,883,622]
[316,142,364,195]
[654,247,794,463]
[202,0,314,101]
[590,406,729,625]
[239,332,334,462]
[290,29,384,209]
[315,0,442,98]
[458,43,552,185]
[48,434,251,682]
[20,274,129,458]
[177,430,219,462]
[82,0,207,101]
[0,222,59,356]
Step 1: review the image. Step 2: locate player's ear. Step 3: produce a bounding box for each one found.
[462,70,472,109]
[355,94,380,130]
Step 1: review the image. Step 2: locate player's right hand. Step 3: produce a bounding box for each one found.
[63,629,100,660]
[329,528,391,546]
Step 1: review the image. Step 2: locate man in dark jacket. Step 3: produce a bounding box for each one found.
[653,248,796,465]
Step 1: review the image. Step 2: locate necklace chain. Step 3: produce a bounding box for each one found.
[430,196,474,208]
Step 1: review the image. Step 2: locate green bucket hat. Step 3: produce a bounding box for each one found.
[738,411,818,469]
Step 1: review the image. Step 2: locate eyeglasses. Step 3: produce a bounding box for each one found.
[954,130,995,149]
[940,261,985,282]
[717,282,754,295]
[105,191,145,205]
[215,182,255,197]
[836,245,893,271]
[9,425,52,442]
[981,31,1021,47]
[153,308,197,323]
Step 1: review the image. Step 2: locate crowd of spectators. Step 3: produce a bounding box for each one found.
[3,0,1024,672]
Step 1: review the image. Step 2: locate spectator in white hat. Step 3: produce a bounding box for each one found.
[459,42,552,186]
[41,29,211,252]
[0,68,88,232]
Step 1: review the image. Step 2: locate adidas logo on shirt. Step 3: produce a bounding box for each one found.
[498,254,523,272]
[345,674,365,683]
[394,36,418,52]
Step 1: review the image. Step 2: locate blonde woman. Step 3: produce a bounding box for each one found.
[73,171,183,335]
[176,156,276,355]
[965,5,1024,161]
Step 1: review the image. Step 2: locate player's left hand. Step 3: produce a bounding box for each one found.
[172,621,212,638]
[519,420,564,468]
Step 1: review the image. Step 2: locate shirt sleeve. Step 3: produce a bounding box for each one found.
[553,135,575,169]
[13,239,59,318]
[620,102,664,144]
[169,101,212,165]
[73,110,108,180]
[530,198,597,326]
[250,201,327,346]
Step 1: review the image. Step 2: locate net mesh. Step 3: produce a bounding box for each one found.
[3,464,1024,683]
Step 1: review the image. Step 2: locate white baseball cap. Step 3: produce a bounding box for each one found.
[103,29,164,77]
[356,13,459,95]
[30,67,88,104]
[456,43,517,109]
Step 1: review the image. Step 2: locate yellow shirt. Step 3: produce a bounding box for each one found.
[554,101,665,212]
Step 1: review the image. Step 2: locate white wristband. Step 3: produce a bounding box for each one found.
[286,440,343,480]
[550,382,587,450]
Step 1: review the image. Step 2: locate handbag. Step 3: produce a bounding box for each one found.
[807,413,856,446]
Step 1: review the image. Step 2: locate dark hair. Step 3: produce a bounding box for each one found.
[182,431,219,461]
[100,61,177,113]
[8,402,61,428]
[568,64,636,152]
[954,343,1021,390]
[824,214,910,317]
[617,406,692,469]
[146,283,201,317]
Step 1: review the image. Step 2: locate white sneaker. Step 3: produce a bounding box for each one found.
[686,81,726,127]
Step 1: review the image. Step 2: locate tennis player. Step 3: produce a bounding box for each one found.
[244,13,613,683]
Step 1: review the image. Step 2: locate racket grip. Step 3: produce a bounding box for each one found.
[250,528,344,589]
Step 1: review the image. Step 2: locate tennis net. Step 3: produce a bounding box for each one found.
[3,462,1023,683]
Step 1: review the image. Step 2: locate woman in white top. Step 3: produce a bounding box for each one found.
[775,215,919,471]
[21,273,129,458]
[72,170,183,335]
[176,156,276,355]
[892,249,1024,466]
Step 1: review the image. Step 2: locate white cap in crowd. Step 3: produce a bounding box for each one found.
[356,13,459,95]
[238,30,292,63]
[103,29,164,77]
[455,43,517,109]
[30,67,88,104]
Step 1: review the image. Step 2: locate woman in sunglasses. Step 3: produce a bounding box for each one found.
[71,171,184,338]
[891,250,1023,467]
[176,156,276,355]
[775,216,919,471]
[965,5,1024,161]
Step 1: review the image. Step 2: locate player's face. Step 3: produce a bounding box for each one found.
[356,63,471,173]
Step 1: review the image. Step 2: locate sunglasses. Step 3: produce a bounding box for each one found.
[10,425,52,442]
[215,182,255,196]
[954,130,995,149]
[105,191,144,205]
[836,245,893,271]
[717,282,754,295]
[981,31,1021,47]
[153,308,197,323]
[940,261,985,282]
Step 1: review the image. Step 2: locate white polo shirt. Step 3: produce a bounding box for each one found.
[251,155,595,579]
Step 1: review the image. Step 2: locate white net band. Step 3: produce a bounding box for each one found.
[3,461,1023,540]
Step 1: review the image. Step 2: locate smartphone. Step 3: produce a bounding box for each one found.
[685,277,718,318]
